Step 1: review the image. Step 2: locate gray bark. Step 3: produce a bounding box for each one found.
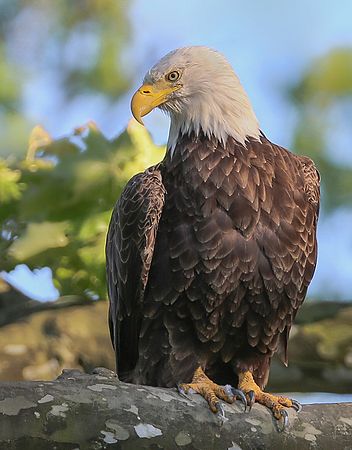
[0,369,351,450]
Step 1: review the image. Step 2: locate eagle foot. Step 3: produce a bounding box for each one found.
[238,370,301,432]
[178,367,243,421]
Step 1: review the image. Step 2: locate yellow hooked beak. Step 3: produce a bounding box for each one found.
[131,83,180,125]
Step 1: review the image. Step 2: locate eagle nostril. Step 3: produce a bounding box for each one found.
[142,89,151,94]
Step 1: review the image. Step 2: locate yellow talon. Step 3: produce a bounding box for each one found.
[238,370,300,429]
[179,367,233,413]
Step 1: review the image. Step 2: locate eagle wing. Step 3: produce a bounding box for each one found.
[250,142,320,368]
[106,166,165,376]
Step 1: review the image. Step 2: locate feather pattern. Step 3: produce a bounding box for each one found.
[107,133,320,389]
[106,166,165,377]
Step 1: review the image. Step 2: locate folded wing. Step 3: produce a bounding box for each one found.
[106,166,165,377]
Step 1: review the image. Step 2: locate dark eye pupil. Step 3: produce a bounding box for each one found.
[169,72,178,81]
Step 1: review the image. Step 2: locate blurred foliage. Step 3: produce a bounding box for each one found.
[0,0,131,156]
[0,0,155,301]
[0,0,351,302]
[290,48,352,211]
[0,122,165,300]
[0,161,23,203]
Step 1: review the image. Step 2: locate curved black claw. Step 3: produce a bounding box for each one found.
[229,386,248,411]
[277,409,289,432]
[246,390,256,412]
[176,384,191,400]
[291,399,302,413]
[215,401,227,425]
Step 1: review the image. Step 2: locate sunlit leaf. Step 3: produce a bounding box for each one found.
[74,120,99,136]
[0,160,22,204]
[8,221,70,260]
[127,119,166,161]
[27,125,52,161]
[78,211,110,240]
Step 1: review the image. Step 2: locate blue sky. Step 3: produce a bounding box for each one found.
[4,0,352,301]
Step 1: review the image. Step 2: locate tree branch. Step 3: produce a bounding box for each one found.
[0,369,351,449]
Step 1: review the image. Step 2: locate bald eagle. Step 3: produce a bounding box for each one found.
[106,46,319,428]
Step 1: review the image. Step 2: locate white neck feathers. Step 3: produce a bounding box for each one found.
[167,78,260,153]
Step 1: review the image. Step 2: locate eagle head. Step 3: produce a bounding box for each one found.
[131,46,260,150]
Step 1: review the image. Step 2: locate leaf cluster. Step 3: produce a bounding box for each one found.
[0,122,165,300]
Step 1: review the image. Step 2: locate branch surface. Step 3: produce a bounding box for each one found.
[0,369,351,449]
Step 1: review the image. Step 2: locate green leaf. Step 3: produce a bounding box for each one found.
[0,160,23,204]
[27,125,52,161]
[8,221,70,260]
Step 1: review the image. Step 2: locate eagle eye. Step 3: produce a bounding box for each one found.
[167,71,180,82]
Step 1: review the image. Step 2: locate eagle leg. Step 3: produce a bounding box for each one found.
[238,370,301,431]
[178,367,246,419]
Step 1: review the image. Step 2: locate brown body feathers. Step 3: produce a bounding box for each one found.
[106,133,320,389]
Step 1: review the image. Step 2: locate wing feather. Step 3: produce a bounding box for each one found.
[106,166,165,376]
[255,140,320,366]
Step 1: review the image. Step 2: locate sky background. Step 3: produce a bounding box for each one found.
[3,0,352,301]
